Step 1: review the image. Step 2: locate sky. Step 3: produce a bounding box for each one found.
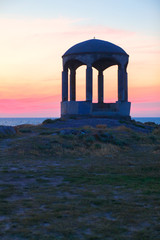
[0,0,160,117]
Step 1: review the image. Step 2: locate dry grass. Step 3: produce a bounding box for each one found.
[96,124,107,129]
[115,125,133,132]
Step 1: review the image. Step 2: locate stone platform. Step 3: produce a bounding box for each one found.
[61,101,131,119]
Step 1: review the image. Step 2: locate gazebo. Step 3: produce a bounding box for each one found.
[61,39,131,119]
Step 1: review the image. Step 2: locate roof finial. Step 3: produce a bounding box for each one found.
[93,36,95,39]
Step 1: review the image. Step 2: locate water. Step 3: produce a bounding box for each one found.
[133,117,160,125]
[0,118,55,126]
[0,117,159,126]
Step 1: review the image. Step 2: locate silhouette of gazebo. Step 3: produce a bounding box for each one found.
[61,39,131,119]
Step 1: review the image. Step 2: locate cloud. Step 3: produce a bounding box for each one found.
[0,17,135,43]
[131,102,160,117]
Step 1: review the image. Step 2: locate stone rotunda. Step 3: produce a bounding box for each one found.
[61,39,131,119]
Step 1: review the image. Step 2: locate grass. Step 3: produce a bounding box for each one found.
[0,122,160,239]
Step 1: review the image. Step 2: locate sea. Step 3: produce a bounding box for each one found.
[0,117,160,126]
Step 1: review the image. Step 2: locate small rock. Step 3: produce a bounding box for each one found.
[80,129,89,135]
[59,129,79,135]
[0,126,16,137]
[51,133,58,136]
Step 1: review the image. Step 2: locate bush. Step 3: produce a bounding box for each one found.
[36,143,51,150]
[19,129,32,133]
[78,134,85,140]
[131,133,141,141]
[144,122,157,126]
[119,120,128,124]
[85,135,96,143]
[154,145,160,151]
[42,118,60,124]
[131,121,146,129]
[61,134,75,140]
[39,131,54,135]
[94,143,101,149]
[95,132,113,143]
[69,116,77,119]
[112,138,128,147]
[149,135,157,143]
[153,127,160,136]
[62,143,74,150]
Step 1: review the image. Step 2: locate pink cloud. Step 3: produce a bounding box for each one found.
[131,102,160,117]
[58,26,135,38]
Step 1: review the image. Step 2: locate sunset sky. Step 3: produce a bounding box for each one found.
[0,0,160,117]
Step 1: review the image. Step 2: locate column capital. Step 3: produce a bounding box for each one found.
[118,64,127,72]
[70,68,76,73]
[87,64,92,68]
[63,67,68,72]
[98,70,103,76]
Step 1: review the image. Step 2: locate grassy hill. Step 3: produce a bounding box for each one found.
[0,119,160,239]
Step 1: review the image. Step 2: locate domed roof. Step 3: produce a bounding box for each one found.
[63,39,127,57]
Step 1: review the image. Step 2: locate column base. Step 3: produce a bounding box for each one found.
[61,101,131,119]
[61,101,92,117]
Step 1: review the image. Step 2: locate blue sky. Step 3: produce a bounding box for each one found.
[1,0,159,35]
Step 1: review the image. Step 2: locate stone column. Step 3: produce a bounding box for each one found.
[70,69,76,101]
[118,66,128,102]
[98,71,103,103]
[62,68,68,102]
[86,65,92,102]
[124,71,128,102]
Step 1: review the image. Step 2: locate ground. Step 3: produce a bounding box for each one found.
[0,118,160,240]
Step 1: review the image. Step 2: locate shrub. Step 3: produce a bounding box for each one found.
[94,143,101,149]
[61,134,75,140]
[131,133,141,141]
[144,121,157,126]
[85,135,96,143]
[112,138,128,147]
[95,132,113,143]
[39,131,54,135]
[69,116,77,119]
[19,129,32,133]
[78,134,85,139]
[149,135,157,143]
[154,145,160,151]
[36,143,51,150]
[131,121,146,129]
[153,127,160,136]
[62,143,74,150]
[42,118,60,124]
[119,120,128,124]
